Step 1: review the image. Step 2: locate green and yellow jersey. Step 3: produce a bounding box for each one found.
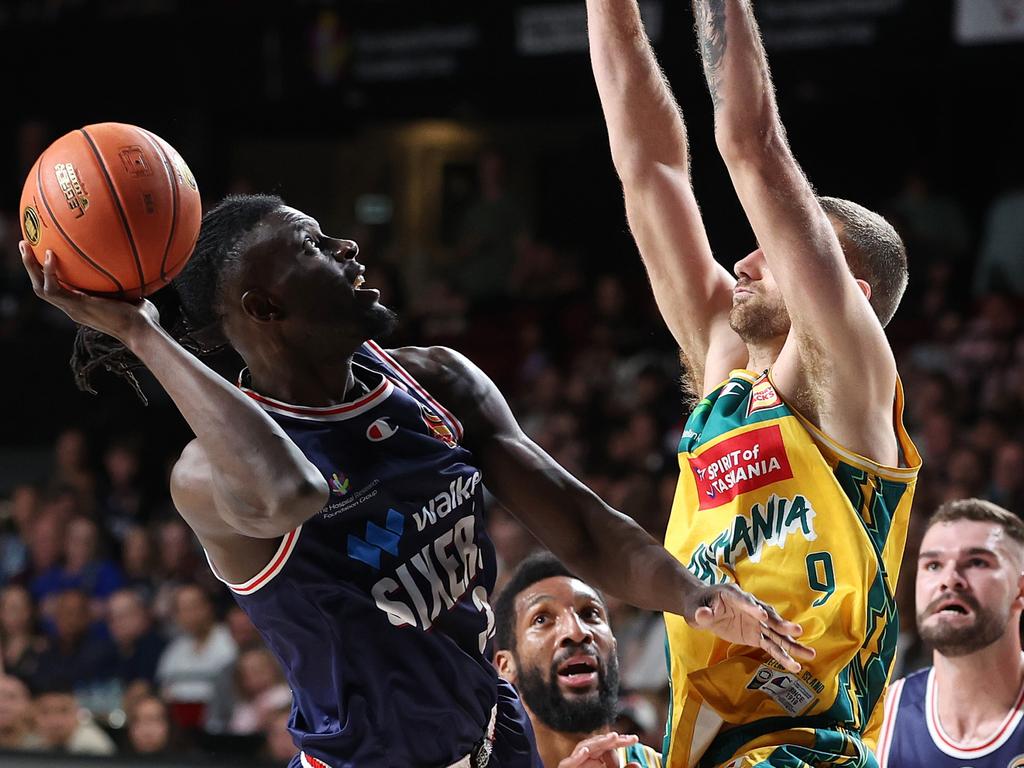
[663,369,921,768]
[619,742,663,767]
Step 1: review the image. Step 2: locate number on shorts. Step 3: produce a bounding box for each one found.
[806,552,835,607]
[472,586,495,653]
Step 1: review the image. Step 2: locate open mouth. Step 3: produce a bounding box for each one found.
[556,655,599,689]
[353,275,365,288]
[932,598,972,618]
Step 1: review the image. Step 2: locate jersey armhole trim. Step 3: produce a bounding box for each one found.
[876,676,904,768]
[205,525,302,595]
[365,340,465,441]
[767,370,922,482]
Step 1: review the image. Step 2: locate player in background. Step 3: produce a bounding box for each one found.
[587,0,920,765]
[493,552,662,768]
[19,193,809,767]
[876,499,1024,768]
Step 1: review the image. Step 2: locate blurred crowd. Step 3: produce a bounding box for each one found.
[0,155,1022,760]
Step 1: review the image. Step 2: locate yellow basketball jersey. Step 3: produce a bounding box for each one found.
[663,369,921,768]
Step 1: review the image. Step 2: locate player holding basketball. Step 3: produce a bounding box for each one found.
[19,194,810,767]
[587,0,920,766]
[876,499,1024,768]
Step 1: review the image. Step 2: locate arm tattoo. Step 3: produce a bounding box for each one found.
[694,0,727,111]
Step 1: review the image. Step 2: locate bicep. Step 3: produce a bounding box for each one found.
[622,164,744,372]
[725,151,893,381]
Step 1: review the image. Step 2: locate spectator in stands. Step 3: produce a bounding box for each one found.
[228,647,292,735]
[23,511,65,610]
[0,485,37,584]
[31,515,124,613]
[152,520,203,622]
[32,677,116,756]
[0,675,42,750]
[225,605,263,652]
[50,427,96,504]
[0,584,45,682]
[108,588,167,687]
[99,435,147,541]
[35,588,117,692]
[120,525,160,604]
[987,440,1024,512]
[156,583,237,730]
[125,694,174,756]
[973,175,1024,297]
[263,706,297,763]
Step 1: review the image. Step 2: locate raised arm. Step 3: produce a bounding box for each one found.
[586,0,744,392]
[693,1,897,441]
[400,345,814,672]
[22,244,328,550]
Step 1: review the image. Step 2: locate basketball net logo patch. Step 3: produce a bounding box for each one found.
[419,403,457,449]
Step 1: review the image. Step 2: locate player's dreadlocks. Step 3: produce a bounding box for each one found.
[70,194,284,404]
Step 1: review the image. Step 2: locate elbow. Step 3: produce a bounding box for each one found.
[714,112,785,167]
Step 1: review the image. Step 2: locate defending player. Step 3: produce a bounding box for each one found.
[19,195,810,768]
[587,0,920,765]
[876,499,1024,768]
[493,551,662,767]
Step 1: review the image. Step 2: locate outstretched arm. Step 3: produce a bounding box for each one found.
[587,0,744,393]
[401,346,814,672]
[693,1,897,448]
[22,244,328,546]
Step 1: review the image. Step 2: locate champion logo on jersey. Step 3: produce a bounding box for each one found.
[419,403,457,449]
[367,418,398,442]
[330,472,351,496]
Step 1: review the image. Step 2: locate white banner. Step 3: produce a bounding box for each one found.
[955,0,1024,45]
[516,1,663,56]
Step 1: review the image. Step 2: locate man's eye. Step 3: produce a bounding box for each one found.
[304,236,318,250]
[531,614,548,626]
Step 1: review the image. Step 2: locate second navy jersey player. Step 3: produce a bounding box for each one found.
[214,341,535,767]
[876,666,1024,768]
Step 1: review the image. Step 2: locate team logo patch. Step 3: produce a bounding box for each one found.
[419,403,457,448]
[22,206,41,245]
[688,424,794,510]
[330,471,350,495]
[746,375,783,417]
[746,664,816,716]
[366,417,397,442]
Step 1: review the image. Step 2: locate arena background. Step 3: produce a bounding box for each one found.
[0,0,1023,765]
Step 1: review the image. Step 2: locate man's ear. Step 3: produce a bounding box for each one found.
[493,649,517,683]
[241,289,283,322]
[855,278,872,303]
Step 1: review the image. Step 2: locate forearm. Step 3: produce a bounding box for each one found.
[571,499,702,616]
[694,0,783,156]
[125,318,325,515]
[588,0,690,179]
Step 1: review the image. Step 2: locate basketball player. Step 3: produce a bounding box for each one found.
[493,552,662,767]
[587,0,920,765]
[19,195,810,767]
[876,499,1024,768]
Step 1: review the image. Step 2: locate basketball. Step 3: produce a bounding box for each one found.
[19,123,202,299]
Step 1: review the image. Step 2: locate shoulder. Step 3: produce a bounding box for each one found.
[388,345,476,382]
[387,345,492,406]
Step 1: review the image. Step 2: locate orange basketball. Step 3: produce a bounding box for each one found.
[19,123,202,299]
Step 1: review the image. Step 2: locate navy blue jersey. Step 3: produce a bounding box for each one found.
[209,341,537,767]
[876,666,1024,768]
